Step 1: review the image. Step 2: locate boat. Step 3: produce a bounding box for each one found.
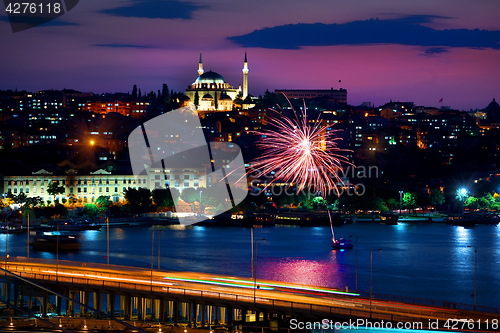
[0,224,24,234]
[380,212,399,225]
[332,237,354,250]
[30,231,81,251]
[54,220,101,231]
[445,214,476,227]
[329,210,353,250]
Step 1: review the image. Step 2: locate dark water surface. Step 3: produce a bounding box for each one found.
[3,222,500,309]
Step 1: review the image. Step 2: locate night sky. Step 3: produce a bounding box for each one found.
[1,0,499,110]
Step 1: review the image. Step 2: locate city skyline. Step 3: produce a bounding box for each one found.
[1,0,500,110]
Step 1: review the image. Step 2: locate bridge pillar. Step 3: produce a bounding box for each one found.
[28,290,33,314]
[56,295,62,315]
[165,300,170,322]
[227,307,233,325]
[13,282,19,312]
[42,290,48,317]
[188,302,193,323]
[182,302,187,322]
[200,304,206,327]
[173,301,178,323]
[120,295,126,317]
[2,282,11,302]
[107,293,115,316]
[213,306,219,325]
[125,295,132,320]
[220,307,225,324]
[136,297,142,320]
[146,298,152,320]
[153,299,160,321]
[242,309,247,323]
[80,291,88,315]
[263,311,269,329]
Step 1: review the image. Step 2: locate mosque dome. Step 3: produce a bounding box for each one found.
[195,70,226,84]
[202,93,213,99]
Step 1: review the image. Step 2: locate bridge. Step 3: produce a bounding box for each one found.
[1,257,499,332]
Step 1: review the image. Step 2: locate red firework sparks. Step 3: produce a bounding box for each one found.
[249,101,353,197]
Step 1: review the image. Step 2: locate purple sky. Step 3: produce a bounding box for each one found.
[1,0,499,110]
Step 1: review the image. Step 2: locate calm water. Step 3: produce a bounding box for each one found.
[2,222,500,308]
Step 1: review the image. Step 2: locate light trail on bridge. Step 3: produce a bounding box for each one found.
[211,277,360,296]
[163,276,275,290]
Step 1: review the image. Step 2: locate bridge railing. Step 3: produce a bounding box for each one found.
[3,256,500,316]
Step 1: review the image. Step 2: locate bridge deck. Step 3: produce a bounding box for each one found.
[2,257,499,331]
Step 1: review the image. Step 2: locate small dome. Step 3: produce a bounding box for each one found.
[202,94,213,99]
[488,98,499,109]
[220,93,232,100]
[195,70,226,84]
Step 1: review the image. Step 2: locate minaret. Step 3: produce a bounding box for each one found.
[198,51,204,76]
[242,51,249,99]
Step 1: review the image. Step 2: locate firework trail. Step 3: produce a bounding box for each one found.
[248,97,353,197]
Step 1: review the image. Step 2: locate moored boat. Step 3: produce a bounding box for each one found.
[30,231,81,251]
[332,238,354,250]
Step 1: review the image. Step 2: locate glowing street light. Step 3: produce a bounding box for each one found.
[370,249,382,317]
[456,188,469,213]
[254,238,265,304]
[348,234,358,291]
[467,245,477,309]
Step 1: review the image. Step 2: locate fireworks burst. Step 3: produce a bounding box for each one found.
[248,99,353,198]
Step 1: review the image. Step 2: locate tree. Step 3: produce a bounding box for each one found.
[0,197,15,209]
[312,196,326,209]
[132,84,138,98]
[386,198,397,210]
[181,187,200,212]
[124,187,153,215]
[47,181,65,203]
[194,91,199,106]
[429,188,445,209]
[402,192,417,216]
[13,192,28,206]
[96,195,112,211]
[465,196,479,210]
[153,188,175,212]
[25,196,42,209]
[83,203,100,219]
[162,83,170,104]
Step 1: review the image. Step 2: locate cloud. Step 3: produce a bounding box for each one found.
[420,47,449,56]
[227,16,500,50]
[92,43,155,49]
[99,0,206,20]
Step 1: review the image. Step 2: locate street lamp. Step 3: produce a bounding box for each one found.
[4,221,9,270]
[467,245,477,309]
[457,188,468,214]
[349,235,358,291]
[158,230,163,270]
[399,191,403,217]
[253,238,265,304]
[370,249,382,317]
[199,191,203,215]
[151,231,155,288]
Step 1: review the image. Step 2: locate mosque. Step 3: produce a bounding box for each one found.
[184,51,249,112]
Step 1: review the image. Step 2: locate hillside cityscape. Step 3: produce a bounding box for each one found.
[1,61,500,219]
